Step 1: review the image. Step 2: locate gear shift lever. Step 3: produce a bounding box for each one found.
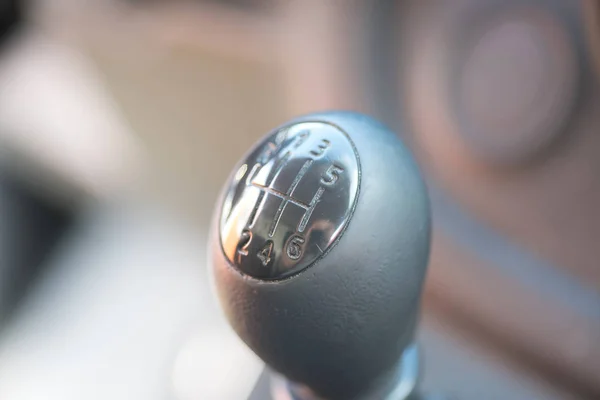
[209,111,431,399]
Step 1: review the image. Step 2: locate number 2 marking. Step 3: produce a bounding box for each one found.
[237,229,252,256]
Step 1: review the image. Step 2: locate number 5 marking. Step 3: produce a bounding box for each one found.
[321,164,344,186]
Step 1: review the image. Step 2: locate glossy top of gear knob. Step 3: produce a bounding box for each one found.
[219,121,360,280]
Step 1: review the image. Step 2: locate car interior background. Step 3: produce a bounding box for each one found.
[0,0,598,399]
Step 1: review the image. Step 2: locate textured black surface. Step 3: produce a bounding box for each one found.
[210,111,431,400]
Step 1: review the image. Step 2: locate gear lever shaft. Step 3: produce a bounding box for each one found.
[209,111,431,399]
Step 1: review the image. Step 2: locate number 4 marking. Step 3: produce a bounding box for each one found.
[257,241,274,267]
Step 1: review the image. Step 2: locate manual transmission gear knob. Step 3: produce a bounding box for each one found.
[209,111,431,399]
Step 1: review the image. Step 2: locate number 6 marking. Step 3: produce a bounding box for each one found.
[321,164,344,186]
[286,234,305,261]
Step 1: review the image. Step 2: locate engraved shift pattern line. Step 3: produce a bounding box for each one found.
[250,183,310,209]
[246,133,328,240]
[268,159,314,237]
[298,186,325,233]
[246,163,263,227]
[247,191,265,228]
[246,163,261,186]
[246,150,290,228]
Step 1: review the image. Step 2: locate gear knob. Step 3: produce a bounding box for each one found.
[209,111,431,399]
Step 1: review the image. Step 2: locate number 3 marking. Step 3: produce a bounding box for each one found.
[310,139,330,157]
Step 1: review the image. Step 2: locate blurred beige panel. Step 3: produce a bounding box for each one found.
[34,0,288,225]
[0,30,144,204]
[272,0,372,115]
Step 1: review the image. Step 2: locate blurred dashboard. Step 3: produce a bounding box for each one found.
[0,0,598,399]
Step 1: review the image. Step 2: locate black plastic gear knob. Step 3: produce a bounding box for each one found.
[209,111,431,399]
